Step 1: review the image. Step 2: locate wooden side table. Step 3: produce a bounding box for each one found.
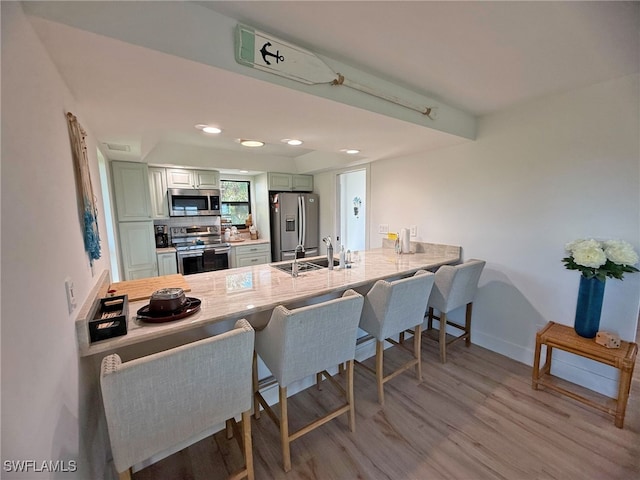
[532,321,637,428]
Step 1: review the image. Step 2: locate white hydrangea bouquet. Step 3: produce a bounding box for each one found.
[563,239,639,282]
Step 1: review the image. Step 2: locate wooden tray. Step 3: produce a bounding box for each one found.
[108,274,191,301]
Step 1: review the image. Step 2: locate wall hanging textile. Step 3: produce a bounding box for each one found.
[66,112,101,264]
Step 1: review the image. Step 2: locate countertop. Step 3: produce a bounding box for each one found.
[228,238,270,247]
[77,245,460,357]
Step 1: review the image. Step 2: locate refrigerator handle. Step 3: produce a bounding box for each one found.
[300,195,306,247]
[297,195,303,247]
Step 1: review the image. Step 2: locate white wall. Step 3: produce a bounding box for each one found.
[1,3,111,478]
[367,74,640,396]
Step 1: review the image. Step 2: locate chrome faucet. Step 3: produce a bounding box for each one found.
[292,244,305,277]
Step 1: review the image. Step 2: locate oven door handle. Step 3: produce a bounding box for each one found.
[205,246,231,254]
[178,251,204,258]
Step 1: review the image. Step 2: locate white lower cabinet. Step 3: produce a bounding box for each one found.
[118,222,158,280]
[157,251,178,276]
[232,243,271,268]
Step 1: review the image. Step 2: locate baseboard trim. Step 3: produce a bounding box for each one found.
[472,329,619,398]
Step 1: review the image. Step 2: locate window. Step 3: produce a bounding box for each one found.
[221,180,251,228]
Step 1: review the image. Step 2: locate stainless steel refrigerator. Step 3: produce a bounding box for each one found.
[270,192,319,261]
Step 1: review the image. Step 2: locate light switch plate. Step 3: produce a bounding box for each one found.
[378,224,389,234]
[65,277,77,314]
[410,225,417,237]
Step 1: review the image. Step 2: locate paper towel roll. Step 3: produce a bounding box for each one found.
[400,228,411,253]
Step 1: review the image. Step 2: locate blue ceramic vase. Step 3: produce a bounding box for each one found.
[574,276,606,338]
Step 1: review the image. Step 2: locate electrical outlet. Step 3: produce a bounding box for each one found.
[378,224,389,234]
[65,277,77,314]
[410,225,417,237]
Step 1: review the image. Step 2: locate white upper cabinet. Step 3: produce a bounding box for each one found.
[111,161,152,221]
[267,172,313,192]
[291,174,314,192]
[267,172,292,191]
[167,168,220,189]
[194,170,220,189]
[148,167,169,218]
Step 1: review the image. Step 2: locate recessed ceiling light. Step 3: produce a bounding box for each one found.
[282,138,303,146]
[239,170,249,173]
[341,148,360,155]
[240,139,265,148]
[195,124,221,134]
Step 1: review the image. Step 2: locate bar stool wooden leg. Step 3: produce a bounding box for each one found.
[376,340,385,405]
[225,419,233,440]
[465,303,473,347]
[252,352,260,419]
[414,324,422,381]
[118,470,132,480]
[279,386,291,472]
[346,360,356,432]
[439,312,448,363]
[241,410,254,480]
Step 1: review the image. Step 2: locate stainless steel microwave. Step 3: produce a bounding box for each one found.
[168,188,220,216]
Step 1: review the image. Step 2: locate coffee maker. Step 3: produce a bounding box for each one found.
[155,225,169,248]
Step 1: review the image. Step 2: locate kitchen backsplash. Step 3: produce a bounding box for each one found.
[154,216,221,241]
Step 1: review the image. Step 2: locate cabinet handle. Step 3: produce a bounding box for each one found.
[251,259,258,262]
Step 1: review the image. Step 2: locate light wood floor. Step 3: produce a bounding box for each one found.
[135,337,640,480]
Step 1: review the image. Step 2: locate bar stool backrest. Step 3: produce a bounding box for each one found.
[100,319,255,473]
[429,259,486,314]
[255,290,364,387]
[360,270,435,340]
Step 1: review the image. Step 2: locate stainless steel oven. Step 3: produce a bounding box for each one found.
[171,226,230,275]
[177,246,230,275]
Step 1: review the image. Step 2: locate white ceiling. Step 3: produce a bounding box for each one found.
[24,1,639,173]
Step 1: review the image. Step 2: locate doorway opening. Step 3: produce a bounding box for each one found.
[336,168,367,254]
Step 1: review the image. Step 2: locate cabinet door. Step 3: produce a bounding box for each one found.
[236,253,270,268]
[157,252,178,275]
[166,168,194,188]
[292,174,313,192]
[268,172,292,191]
[118,222,157,280]
[111,162,152,221]
[194,170,219,189]
[233,243,271,268]
[148,167,169,218]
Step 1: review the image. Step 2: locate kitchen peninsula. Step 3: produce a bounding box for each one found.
[76,244,461,357]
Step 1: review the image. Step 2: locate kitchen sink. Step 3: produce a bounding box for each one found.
[270,257,340,274]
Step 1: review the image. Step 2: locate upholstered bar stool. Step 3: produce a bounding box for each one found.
[357,270,435,405]
[253,290,364,472]
[426,259,486,363]
[100,319,255,480]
